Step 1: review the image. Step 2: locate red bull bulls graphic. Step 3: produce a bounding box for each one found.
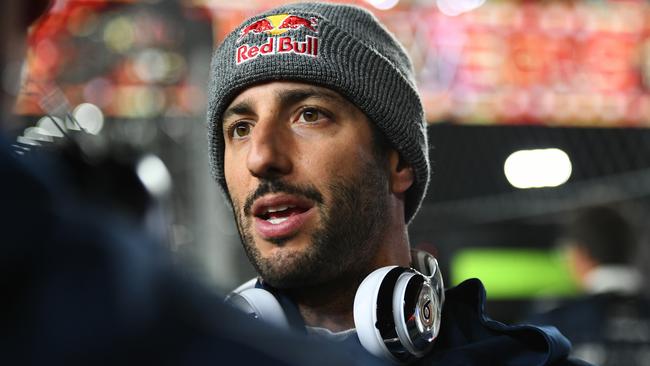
[236,19,274,43]
[278,15,317,32]
[236,14,319,65]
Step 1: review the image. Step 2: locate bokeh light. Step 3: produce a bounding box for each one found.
[437,0,486,17]
[36,116,65,137]
[364,0,400,11]
[104,16,136,53]
[23,126,54,143]
[72,103,104,135]
[134,48,170,83]
[115,86,166,118]
[504,148,573,189]
[136,154,172,197]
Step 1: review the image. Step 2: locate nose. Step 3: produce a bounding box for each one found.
[246,119,293,179]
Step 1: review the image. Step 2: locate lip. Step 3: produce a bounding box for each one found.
[254,208,316,239]
[251,194,316,240]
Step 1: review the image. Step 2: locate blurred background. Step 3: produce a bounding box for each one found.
[7,0,650,331]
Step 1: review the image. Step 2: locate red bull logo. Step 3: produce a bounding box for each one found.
[236,14,319,65]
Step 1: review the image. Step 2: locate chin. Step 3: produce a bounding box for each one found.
[256,230,313,251]
[256,247,321,288]
[260,242,307,266]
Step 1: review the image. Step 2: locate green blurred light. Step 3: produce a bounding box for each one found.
[451,248,579,299]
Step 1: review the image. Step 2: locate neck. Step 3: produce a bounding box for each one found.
[285,274,362,332]
[288,221,412,332]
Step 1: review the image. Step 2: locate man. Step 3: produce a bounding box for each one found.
[0,2,379,365]
[207,2,591,365]
[529,206,650,366]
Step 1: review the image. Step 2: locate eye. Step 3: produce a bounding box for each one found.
[297,107,329,124]
[229,121,252,139]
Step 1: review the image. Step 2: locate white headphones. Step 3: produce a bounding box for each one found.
[225,250,444,364]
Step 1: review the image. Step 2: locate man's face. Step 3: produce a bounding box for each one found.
[222,81,390,289]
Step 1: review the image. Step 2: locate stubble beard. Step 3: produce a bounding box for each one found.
[232,158,389,289]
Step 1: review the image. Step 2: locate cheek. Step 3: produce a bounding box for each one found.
[296,138,376,185]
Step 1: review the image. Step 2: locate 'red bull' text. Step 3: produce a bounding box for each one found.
[236,36,319,65]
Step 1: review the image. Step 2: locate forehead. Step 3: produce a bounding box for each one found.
[224,81,354,111]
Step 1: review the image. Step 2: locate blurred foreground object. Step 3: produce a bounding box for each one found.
[528,206,650,366]
[0,138,382,365]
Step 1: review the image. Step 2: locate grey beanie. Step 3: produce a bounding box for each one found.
[207,2,429,223]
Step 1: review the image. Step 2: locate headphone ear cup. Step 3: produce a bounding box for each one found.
[392,271,438,358]
[354,266,399,362]
[354,264,443,363]
[225,288,290,330]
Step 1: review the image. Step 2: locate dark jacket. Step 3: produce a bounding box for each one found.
[528,291,650,366]
[416,279,592,366]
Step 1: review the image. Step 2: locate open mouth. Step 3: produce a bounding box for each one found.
[257,205,310,224]
[251,195,316,239]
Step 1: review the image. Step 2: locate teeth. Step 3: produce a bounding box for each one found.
[267,217,289,225]
[265,205,294,214]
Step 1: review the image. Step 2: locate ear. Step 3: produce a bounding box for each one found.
[388,149,414,194]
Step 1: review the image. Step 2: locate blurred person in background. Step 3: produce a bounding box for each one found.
[0,1,382,365]
[529,206,650,366]
[207,2,590,365]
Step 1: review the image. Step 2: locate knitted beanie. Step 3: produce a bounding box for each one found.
[207,2,429,223]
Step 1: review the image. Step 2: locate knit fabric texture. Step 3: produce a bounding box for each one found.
[206,2,429,223]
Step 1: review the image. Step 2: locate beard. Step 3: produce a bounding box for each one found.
[232,157,389,289]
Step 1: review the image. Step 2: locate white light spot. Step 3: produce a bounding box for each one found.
[136,154,172,197]
[17,136,41,146]
[365,0,400,10]
[437,0,487,16]
[23,127,54,143]
[504,148,572,189]
[72,103,104,135]
[36,116,65,137]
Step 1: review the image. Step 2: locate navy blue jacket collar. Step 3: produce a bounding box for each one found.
[416,278,592,365]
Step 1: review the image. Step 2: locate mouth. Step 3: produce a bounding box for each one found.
[251,194,316,240]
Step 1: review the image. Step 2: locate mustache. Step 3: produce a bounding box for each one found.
[243,179,324,216]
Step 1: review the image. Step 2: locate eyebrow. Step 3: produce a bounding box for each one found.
[222,87,348,124]
[223,100,254,122]
[275,87,346,108]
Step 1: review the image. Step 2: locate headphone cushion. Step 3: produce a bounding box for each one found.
[227,288,290,330]
[353,266,399,361]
